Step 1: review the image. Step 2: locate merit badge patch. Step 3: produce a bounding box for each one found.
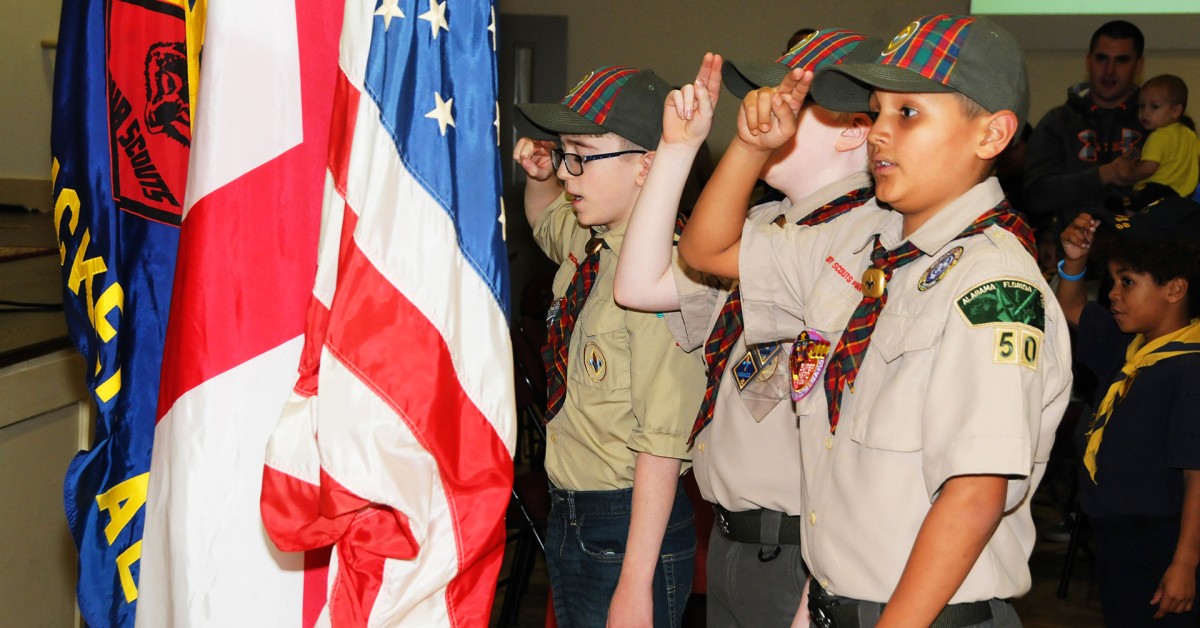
[955,278,1046,331]
[583,341,607,382]
[733,341,783,391]
[789,330,830,401]
[918,246,963,291]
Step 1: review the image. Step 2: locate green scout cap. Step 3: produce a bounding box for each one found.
[722,28,883,100]
[811,14,1030,128]
[514,66,670,151]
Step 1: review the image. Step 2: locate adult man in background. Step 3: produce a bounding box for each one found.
[1025,20,1147,226]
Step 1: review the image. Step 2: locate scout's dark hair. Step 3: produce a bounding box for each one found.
[1095,232,1200,316]
[1090,20,1145,57]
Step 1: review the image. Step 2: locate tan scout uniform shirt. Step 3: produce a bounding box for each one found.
[738,178,1073,603]
[666,174,873,514]
[534,195,706,491]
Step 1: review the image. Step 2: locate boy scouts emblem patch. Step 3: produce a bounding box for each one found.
[732,341,784,391]
[789,330,830,401]
[583,341,606,382]
[918,246,963,291]
[883,21,920,56]
[566,70,595,99]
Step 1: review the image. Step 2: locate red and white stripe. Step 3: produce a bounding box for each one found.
[136,0,342,626]
[261,1,515,626]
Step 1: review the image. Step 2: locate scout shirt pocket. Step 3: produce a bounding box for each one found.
[847,310,941,452]
[572,303,631,391]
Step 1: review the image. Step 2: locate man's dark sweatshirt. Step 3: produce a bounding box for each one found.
[1023,82,1146,226]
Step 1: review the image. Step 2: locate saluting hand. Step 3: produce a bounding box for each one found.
[736,68,811,152]
[663,52,722,148]
[513,137,557,182]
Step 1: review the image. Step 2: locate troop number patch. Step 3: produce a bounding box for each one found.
[993,327,1040,370]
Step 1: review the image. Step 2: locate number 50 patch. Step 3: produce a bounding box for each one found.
[994,327,1040,370]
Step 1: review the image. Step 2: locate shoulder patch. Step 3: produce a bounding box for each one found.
[955,278,1045,331]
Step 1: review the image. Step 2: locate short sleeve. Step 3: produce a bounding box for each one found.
[1141,128,1167,164]
[921,270,1072,508]
[532,194,583,265]
[664,255,725,352]
[737,222,814,345]
[625,308,706,460]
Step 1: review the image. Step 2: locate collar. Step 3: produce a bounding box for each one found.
[591,219,626,253]
[855,177,1006,255]
[782,171,873,223]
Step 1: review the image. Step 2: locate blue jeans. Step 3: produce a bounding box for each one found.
[545,480,695,628]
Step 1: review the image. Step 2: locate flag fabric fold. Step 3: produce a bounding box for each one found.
[261,0,516,625]
[134,0,343,626]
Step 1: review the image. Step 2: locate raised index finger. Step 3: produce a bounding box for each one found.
[694,52,724,106]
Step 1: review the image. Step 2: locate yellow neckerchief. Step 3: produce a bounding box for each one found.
[1084,319,1200,483]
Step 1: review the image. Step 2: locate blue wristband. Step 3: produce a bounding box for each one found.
[1057,259,1086,281]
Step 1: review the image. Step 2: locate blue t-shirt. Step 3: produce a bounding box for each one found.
[1075,302,1200,519]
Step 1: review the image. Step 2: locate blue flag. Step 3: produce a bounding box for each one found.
[51,0,192,624]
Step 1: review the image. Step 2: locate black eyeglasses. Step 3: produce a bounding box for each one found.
[551,148,647,176]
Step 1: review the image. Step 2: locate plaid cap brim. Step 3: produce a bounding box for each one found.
[812,63,954,113]
[514,102,609,143]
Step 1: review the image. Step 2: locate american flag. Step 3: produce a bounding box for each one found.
[259,0,516,625]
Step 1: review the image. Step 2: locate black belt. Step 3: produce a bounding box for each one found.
[713,505,801,546]
[808,579,995,628]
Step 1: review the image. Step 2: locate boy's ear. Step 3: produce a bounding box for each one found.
[834,114,872,152]
[635,150,656,187]
[1166,276,1189,305]
[976,110,1019,160]
[1171,103,1185,120]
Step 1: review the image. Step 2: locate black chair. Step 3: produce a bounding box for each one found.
[510,319,548,469]
[496,325,551,627]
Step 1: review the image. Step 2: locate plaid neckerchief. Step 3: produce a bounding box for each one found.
[543,234,607,422]
[688,186,873,444]
[1083,320,1200,483]
[822,200,1035,433]
[543,213,688,423]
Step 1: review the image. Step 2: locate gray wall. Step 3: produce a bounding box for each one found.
[6,1,1200,206]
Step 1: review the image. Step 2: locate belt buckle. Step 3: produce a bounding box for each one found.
[716,509,731,536]
[808,584,842,628]
[809,604,836,628]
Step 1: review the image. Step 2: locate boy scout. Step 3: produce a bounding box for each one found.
[678,15,1073,626]
[512,66,706,627]
[613,31,878,626]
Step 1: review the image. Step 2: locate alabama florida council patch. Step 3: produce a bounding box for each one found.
[955,278,1045,370]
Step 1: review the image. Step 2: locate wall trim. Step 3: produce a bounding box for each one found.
[0,177,52,213]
